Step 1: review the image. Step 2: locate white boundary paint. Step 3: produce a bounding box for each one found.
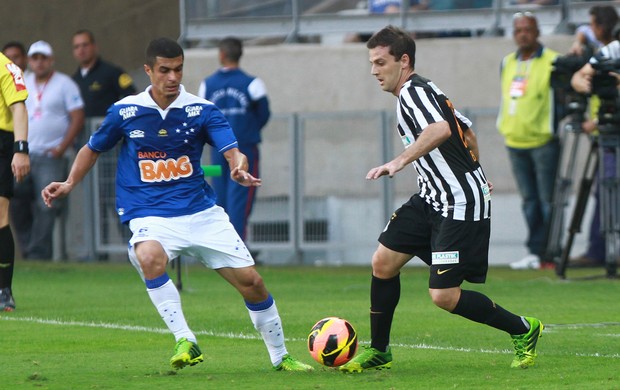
[2,316,618,359]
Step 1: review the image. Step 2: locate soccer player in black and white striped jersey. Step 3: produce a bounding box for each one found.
[339,25,543,373]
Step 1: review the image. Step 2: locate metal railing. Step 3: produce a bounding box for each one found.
[179,1,617,46]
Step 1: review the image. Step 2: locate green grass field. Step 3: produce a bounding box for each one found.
[2,262,619,389]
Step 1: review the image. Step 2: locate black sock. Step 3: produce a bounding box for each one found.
[451,290,528,335]
[0,225,15,289]
[370,274,400,352]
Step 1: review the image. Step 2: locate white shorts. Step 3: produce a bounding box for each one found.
[127,206,254,275]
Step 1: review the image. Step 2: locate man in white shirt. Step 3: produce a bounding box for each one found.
[10,41,84,260]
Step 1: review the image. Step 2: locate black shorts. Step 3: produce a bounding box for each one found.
[0,130,15,198]
[378,194,490,289]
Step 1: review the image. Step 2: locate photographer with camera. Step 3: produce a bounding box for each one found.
[569,5,619,269]
[571,6,619,96]
[569,5,616,57]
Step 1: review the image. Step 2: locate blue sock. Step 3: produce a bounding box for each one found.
[145,273,170,289]
[245,294,274,311]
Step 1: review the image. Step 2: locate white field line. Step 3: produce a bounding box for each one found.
[1,316,619,359]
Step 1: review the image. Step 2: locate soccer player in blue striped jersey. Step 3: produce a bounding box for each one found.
[41,37,311,372]
[339,25,543,373]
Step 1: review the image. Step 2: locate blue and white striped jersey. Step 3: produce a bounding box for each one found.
[397,74,491,221]
[88,85,238,223]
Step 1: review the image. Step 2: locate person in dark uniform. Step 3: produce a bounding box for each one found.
[72,29,136,117]
[198,37,270,241]
[71,29,137,259]
[339,25,543,373]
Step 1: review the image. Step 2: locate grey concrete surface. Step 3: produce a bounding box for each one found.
[489,193,591,266]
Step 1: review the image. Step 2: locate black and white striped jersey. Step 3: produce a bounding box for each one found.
[396,74,491,221]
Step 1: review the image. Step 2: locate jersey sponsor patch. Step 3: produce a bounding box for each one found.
[185,105,203,118]
[137,151,167,159]
[431,251,459,265]
[5,62,26,91]
[481,182,491,202]
[400,134,412,147]
[119,106,138,120]
[139,155,193,182]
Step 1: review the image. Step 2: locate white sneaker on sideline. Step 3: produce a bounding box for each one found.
[509,254,541,270]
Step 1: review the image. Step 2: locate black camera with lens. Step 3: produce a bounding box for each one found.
[591,58,620,131]
[591,58,620,100]
[551,52,591,125]
[551,52,591,90]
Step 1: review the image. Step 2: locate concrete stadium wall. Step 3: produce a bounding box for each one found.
[185,35,572,113]
[0,0,179,76]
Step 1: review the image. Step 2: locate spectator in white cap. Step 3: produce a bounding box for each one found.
[9,40,85,260]
[27,40,53,57]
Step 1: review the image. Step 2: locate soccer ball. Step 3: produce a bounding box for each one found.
[307,317,358,367]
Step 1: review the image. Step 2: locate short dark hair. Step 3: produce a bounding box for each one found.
[145,37,184,67]
[2,41,26,55]
[73,29,96,43]
[219,37,243,63]
[590,5,619,42]
[366,25,416,69]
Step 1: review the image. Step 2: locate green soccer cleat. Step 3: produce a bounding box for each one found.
[273,354,314,371]
[170,338,204,370]
[511,317,543,369]
[339,346,392,373]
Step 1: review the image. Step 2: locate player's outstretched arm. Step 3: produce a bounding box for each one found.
[42,145,100,207]
[223,147,262,187]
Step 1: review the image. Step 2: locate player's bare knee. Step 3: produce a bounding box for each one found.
[371,251,389,277]
[135,242,167,277]
[231,267,264,293]
[0,197,9,226]
[240,276,268,302]
[371,251,398,279]
[429,289,458,312]
[246,273,266,293]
